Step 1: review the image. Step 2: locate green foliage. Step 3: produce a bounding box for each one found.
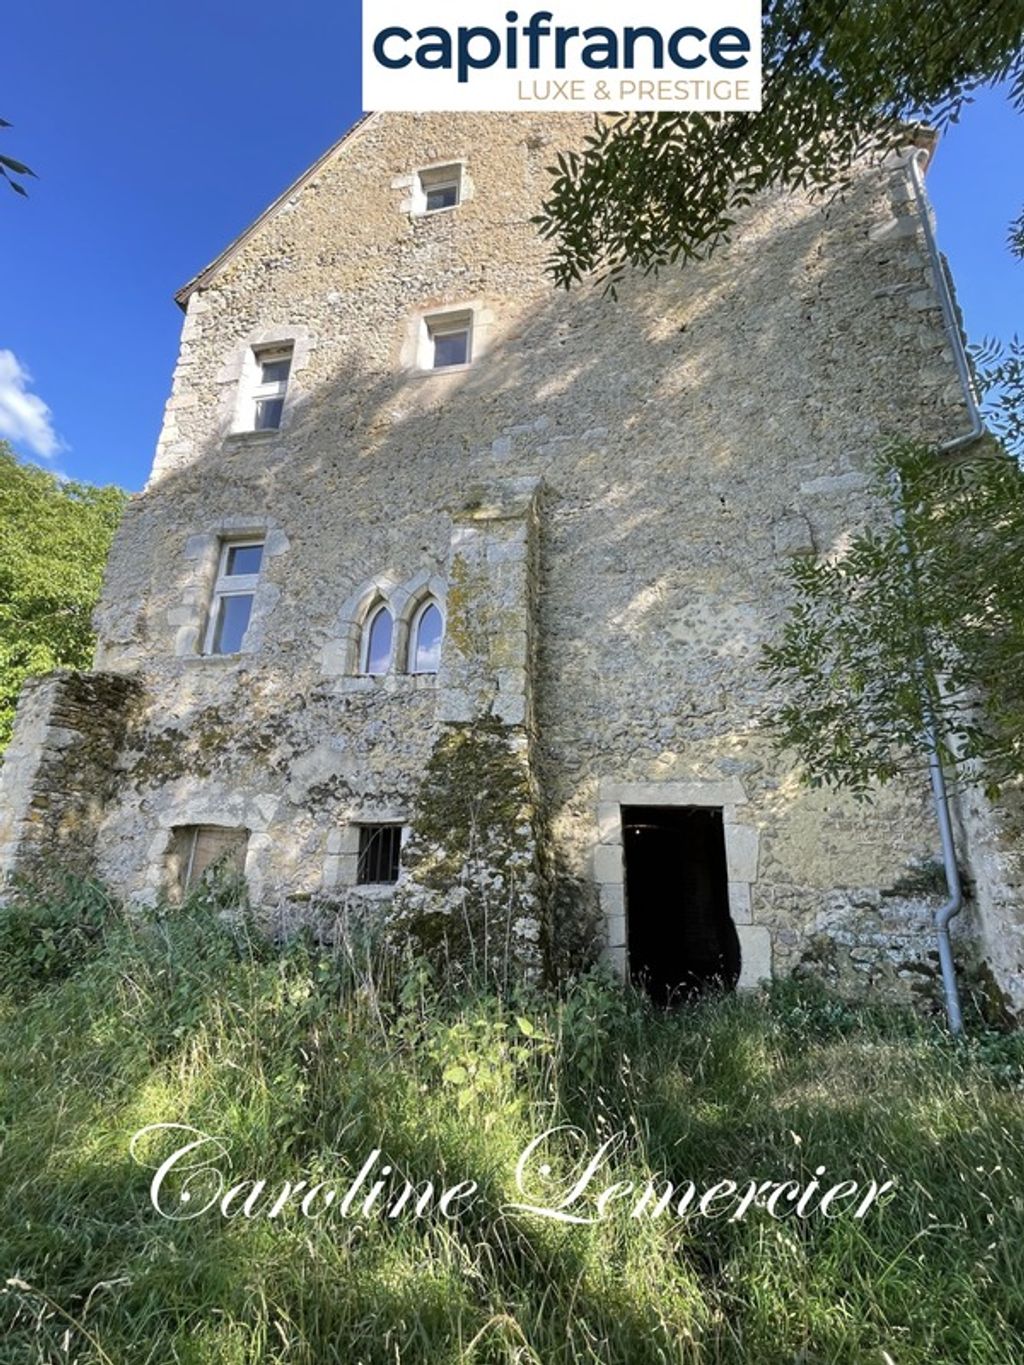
[0,442,127,748]
[973,335,1024,462]
[2,891,1024,1361]
[762,440,1024,796]
[0,875,116,995]
[0,118,35,198]
[536,2,1024,290]
[391,716,540,985]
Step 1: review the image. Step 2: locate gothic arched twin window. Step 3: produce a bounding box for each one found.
[362,605,394,676]
[360,599,444,677]
[410,601,443,674]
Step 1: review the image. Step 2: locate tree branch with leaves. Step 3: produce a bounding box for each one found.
[0,119,34,198]
[0,445,126,750]
[536,1,1024,291]
[762,426,1024,799]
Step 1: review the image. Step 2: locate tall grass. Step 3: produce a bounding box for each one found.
[1,881,1023,1363]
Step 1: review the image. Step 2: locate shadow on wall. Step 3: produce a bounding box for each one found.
[83,152,956,942]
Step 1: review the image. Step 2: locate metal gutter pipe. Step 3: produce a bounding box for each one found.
[901,146,987,1033]
[906,147,985,454]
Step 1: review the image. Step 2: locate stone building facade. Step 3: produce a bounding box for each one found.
[1,112,1020,1007]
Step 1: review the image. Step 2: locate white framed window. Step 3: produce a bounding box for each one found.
[425,311,472,370]
[418,164,462,213]
[204,539,264,655]
[251,345,292,430]
[361,603,394,675]
[409,599,444,674]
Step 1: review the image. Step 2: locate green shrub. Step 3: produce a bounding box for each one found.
[0,874,116,994]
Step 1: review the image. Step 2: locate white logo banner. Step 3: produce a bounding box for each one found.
[363,3,763,113]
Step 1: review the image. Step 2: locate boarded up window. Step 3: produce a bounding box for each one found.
[168,825,249,899]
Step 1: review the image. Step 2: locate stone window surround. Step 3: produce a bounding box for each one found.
[203,536,265,656]
[323,815,410,895]
[400,300,497,376]
[173,515,289,659]
[321,569,448,683]
[392,159,474,217]
[215,325,315,440]
[140,785,282,907]
[594,777,771,991]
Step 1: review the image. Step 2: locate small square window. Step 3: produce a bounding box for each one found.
[426,183,458,212]
[418,164,462,213]
[433,329,469,369]
[356,825,403,885]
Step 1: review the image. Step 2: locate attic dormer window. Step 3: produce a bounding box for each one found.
[418,165,462,213]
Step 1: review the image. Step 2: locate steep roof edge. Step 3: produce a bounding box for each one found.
[173,112,380,311]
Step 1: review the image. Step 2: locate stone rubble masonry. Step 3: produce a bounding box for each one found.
[958,782,1024,1014]
[0,671,142,882]
[0,112,1017,1006]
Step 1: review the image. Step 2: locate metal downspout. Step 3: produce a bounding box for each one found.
[905,148,985,452]
[902,147,986,1033]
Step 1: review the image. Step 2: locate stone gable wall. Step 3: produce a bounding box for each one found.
[2,112,1001,1000]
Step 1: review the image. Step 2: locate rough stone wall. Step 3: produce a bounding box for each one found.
[0,671,141,883]
[23,111,999,997]
[388,476,545,981]
[957,783,1024,1014]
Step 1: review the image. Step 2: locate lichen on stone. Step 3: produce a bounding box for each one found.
[386,714,543,984]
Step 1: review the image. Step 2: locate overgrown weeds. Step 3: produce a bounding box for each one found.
[1,883,1022,1363]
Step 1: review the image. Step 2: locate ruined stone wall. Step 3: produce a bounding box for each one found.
[65,112,998,996]
[0,671,140,883]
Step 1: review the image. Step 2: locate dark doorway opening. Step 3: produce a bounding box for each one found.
[622,806,740,1003]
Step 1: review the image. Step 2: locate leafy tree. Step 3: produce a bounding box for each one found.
[0,444,126,750]
[761,429,1024,798]
[1,119,34,197]
[536,2,1024,290]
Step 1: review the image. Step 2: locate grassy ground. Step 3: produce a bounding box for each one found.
[1,880,1023,1364]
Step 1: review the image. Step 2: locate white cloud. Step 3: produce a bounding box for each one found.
[0,349,64,459]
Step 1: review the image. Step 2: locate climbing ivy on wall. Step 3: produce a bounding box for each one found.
[389,716,543,986]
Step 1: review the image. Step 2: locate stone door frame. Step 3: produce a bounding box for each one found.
[593,777,771,990]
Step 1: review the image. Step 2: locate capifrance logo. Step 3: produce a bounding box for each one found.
[362,2,763,113]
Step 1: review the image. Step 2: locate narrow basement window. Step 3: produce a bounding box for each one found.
[205,538,264,655]
[426,313,472,370]
[357,824,403,885]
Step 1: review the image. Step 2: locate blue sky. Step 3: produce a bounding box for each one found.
[2,2,1021,491]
